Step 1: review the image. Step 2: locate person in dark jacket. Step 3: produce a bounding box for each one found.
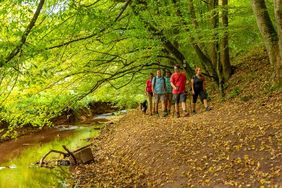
[191,67,210,113]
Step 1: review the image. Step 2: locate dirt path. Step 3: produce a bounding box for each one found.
[72,92,282,187]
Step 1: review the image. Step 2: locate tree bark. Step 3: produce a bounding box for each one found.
[209,0,225,96]
[209,0,219,68]
[131,0,194,77]
[274,0,282,79]
[188,0,218,80]
[252,0,282,84]
[221,0,232,82]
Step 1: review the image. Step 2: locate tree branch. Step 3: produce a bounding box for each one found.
[47,0,131,50]
[3,0,45,66]
[114,0,131,22]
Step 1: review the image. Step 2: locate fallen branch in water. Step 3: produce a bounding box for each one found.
[39,149,68,167]
[38,144,93,167]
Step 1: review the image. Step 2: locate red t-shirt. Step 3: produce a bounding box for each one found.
[170,72,187,94]
[146,79,153,92]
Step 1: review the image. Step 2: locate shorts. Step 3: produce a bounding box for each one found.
[173,92,187,104]
[154,94,165,103]
[192,90,206,103]
[147,92,153,97]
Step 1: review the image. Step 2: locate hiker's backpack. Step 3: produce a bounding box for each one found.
[153,76,166,92]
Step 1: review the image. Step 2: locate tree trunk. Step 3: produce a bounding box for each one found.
[188,0,218,81]
[209,0,219,68]
[209,0,224,96]
[130,0,194,77]
[221,0,232,82]
[252,0,282,84]
[274,0,282,82]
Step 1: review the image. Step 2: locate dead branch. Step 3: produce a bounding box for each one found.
[39,149,68,167]
[62,145,77,165]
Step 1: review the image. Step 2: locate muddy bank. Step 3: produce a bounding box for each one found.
[51,102,119,125]
[0,102,118,143]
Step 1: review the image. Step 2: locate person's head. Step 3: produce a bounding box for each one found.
[174,64,181,73]
[166,69,172,77]
[156,69,161,77]
[195,67,202,75]
[149,73,154,79]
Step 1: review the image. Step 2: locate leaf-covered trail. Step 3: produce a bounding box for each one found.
[73,93,282,187]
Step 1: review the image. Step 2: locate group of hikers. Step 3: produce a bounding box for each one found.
[144,64,211,118]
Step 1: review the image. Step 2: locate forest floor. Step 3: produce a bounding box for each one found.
[71,48,282,187]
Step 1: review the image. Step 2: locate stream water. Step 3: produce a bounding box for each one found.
[0,123,102,187]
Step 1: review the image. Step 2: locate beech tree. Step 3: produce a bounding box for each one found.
[0,0,267,129]
[252,0,282,85]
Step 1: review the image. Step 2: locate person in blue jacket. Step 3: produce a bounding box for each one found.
[152,69,168,117]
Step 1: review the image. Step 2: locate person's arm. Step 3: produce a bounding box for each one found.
[191,78,195,95]
[163,77,166,93]
[170,81,177,90]
[169,75,176,90]
[152,77,155,94]
[170,75,177,90]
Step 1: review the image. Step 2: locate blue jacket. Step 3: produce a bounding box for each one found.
[152,76,166,94]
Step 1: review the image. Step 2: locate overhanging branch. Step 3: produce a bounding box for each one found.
[47,0,131,50]
[3,0,45,66]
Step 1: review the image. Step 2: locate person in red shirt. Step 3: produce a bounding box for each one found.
[170,64,189,118]
[145,73,154,115]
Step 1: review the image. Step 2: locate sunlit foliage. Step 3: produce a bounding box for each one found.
[0,0,265,131]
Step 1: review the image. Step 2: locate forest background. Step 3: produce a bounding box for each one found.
[0,0,282,137]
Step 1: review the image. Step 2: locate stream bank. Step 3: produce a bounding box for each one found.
[0,110,127,187]
[0,102,124,187]
[0,102,119,144]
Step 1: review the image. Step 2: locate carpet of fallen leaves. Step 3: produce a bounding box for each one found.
[71,92,282,187]
[71,48,282,187]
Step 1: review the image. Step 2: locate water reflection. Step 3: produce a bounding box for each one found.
[0,126,100,188]
[0,110,126,187]
[93,109,127,120]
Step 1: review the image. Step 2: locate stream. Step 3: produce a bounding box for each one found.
[0,111,126,188]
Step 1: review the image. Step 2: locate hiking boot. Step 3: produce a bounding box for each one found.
[175,112,180,118]
[192,110,196,115]
[206,106,211,111]
[163,111,168,117]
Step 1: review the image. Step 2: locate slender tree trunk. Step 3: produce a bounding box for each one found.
[188,0,218,81]
[209,0,219,68]
[221,0,232,82]
[252,0,282,84]
[209,0,224,96]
